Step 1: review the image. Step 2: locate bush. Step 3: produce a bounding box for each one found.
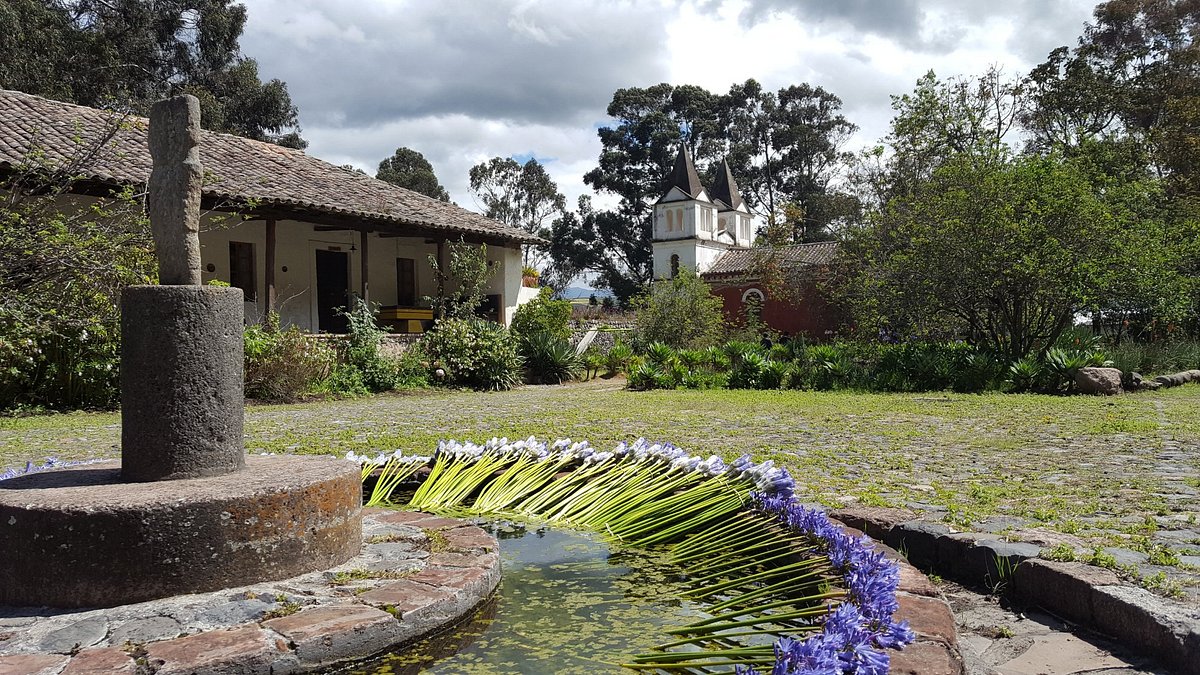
[244,318,336,402]
[421,318,522,391]
[0,321,121,410]
[1106,340,1200,376]
[580,350,605,380]
[604,343,635,375]
[339,297,401,393]
[631,268,725,350]
[520,332,581,384]
[511,287,572,342]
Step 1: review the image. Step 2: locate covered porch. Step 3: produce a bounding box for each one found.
[198,215,535,334]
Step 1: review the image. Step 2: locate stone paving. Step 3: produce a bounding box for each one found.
[944,581,1167,675]
[0,510,499,675]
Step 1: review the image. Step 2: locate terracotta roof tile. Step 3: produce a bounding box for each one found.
[703,242,839,277]
[0,89,540,245]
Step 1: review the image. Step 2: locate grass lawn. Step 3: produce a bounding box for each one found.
[3,379,1199,598]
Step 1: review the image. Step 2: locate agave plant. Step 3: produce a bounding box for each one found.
[519,332,581,384]
[605,343,635,375]
[358,438,913,673]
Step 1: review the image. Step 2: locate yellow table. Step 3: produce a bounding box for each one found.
[377,307,434,333]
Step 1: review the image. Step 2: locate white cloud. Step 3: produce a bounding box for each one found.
[237,0,1098,215]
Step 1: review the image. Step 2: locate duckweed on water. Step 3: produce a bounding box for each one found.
[347,525,700,674]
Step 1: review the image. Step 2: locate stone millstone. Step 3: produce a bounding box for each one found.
[121,285,245,481]
[0,456,362,608]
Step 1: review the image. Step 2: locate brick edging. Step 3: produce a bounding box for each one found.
[0,511,501,675]
[836,523,967,675]
[831,507,1200,675]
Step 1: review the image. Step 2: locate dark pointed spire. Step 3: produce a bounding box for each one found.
[663,144,704,200]
[710,158,744,212]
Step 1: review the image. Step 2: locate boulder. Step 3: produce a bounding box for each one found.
[1074,367,1123,395]
[1153,369,1200,388]
[1125,371,1161,391]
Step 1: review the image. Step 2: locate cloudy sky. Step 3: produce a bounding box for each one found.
[239,0,1098,210]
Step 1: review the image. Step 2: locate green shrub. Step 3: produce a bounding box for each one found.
[806,344,858,390]
[1106,340,1200,376]
[0,322,122,411]
[604,343,635,375]
[1008,356,1045,393]
[520,332,581,384]
[421,318,522,391]
[511,287,572,342]
[645,342,678,368]
[729,351,767,389]
[759,359,791,390]
[244,318,337,402]
[392,345,431,389]
[631,268,725,350]
[580,350,605,380]
[339,297,401,393]
[314,362,370,398]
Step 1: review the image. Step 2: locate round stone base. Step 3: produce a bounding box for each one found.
[0,455,361,608]
[0,510,501,675]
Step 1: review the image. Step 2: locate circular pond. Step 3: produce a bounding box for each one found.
[345,522,722,674]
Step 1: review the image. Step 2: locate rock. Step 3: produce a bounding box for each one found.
[1153,369,1200,388]
[108,616,182,646]
[1126,371,1161,391]
[1075,367,1123,395]
[195,599,276,626]
[39,615,108,654]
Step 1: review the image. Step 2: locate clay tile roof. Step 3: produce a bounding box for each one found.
[703,241,839,277]
[0,89,541,245]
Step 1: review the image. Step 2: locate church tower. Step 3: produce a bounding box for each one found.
[652,146,753,279]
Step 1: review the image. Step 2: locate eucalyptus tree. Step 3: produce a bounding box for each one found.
[376,147,450,201]
[0,0,304,147]
[468,157,566,268]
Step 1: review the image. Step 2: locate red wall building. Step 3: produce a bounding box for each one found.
[702,242,843,340]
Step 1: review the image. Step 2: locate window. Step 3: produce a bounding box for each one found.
[670,254,680,278]
[741,288,765,304]
[666,210,675,232]
[396,257,416,306]
[229,241,255,301]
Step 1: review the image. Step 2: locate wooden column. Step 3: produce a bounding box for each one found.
[360,228,370,303]
[264,219,277,318]
[436,238,447,318]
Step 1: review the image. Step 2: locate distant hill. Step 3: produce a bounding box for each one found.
[559,286,614,300]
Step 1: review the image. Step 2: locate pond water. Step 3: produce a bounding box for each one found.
[344,522,704,674]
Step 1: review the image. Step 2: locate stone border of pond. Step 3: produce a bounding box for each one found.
[831,506,1200,675]
[0,509,499,675]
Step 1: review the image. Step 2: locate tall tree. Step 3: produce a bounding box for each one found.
[468,157,565,267]
[375,147,450,201]
[547,195,651,304]
[1079,0,1200,195]
[839,152,1184,360]
[0,0,304,147]
[562,80,860,300]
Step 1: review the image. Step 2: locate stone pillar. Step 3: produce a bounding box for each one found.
[147,95,203,286]
[121,285,245,481]
[121,94,245,482]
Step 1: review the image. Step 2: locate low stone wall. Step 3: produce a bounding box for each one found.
[569,319,635,353]
[0,510,500,675]
[831,507,1200,675]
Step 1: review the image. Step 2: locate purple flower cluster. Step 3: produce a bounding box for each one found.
[0,457,103,481]
[736,494,915,675]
